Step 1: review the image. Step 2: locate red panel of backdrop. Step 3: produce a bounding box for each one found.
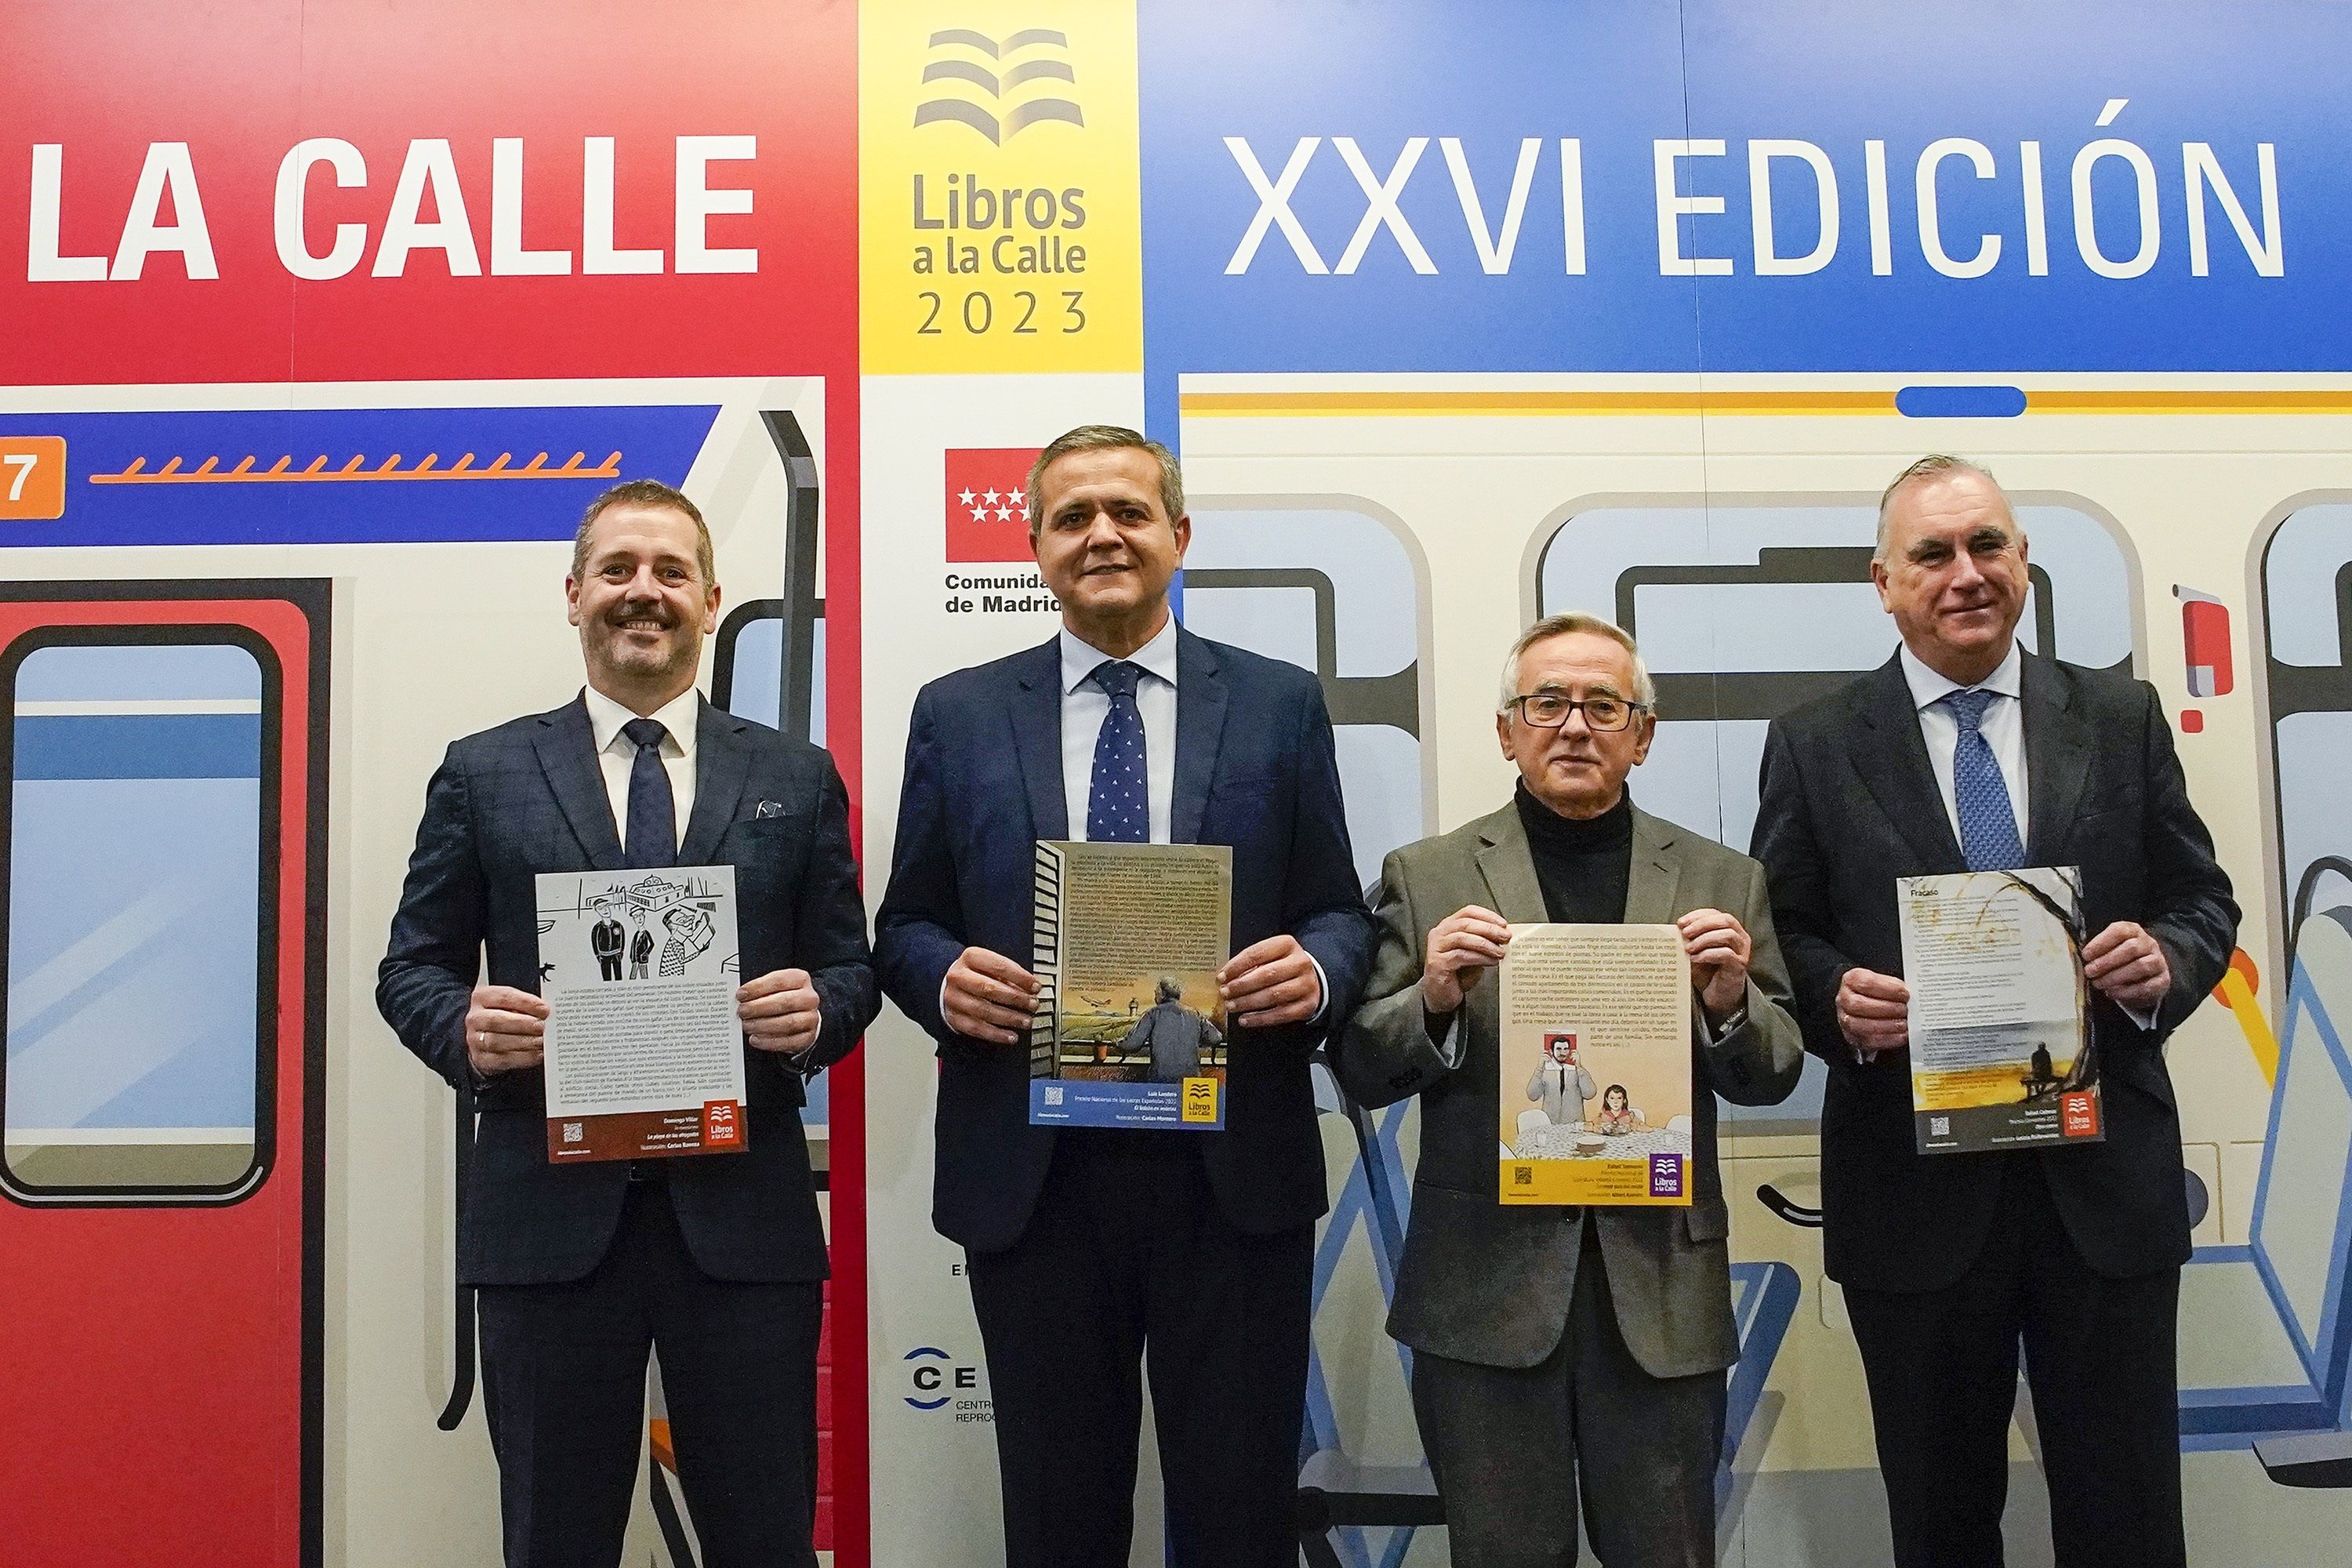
[0,2,868,1561]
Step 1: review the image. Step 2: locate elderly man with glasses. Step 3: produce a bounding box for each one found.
[1332,611,1802,1568]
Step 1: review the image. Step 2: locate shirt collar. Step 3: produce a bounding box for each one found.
[1059,615,1180,697]
[1899,639,2022,713]
[583,683,702,757]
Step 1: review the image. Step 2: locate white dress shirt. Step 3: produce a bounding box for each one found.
[1059,619,1180,843]
[1900,641,2028,851]
[582,684,699,857]
[1893,641,2150,1029]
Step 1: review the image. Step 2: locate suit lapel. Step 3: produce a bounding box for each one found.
[2021,653,2090,866]
[1171,627,1229,846]
[1472,804,1549,925]
[679,699,750,866]
[1623,808,1684,926]
[1851,655,1965,872]
[1010,639,1069,841]
[532,696,626,871]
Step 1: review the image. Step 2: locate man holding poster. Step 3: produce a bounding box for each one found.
[377,480,876,1567]
[875,426,1373,1568]
[1754,455,2239,1568]
[1333,612,1800,1566]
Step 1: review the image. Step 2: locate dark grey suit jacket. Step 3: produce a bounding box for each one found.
[1333,800,1802,1379]
[1754,652,2238,1290]
[376,694,878,1287]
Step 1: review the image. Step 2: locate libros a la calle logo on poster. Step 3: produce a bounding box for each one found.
[912,175,1088,277]
[909,29,1090,277]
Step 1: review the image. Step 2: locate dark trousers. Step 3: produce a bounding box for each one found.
[476,1181,823,1568]
[1411,1221,1726,1568]
[1842,1156,2184,1568]
[964,1131,1315,1568]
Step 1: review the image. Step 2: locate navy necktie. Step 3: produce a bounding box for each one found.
[1087,661,1149,843]
[1942,688,2024,871]
[622,717,677,869]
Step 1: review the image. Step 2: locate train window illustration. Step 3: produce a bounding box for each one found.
[1537,499,2139,1128]
[2259,503,2352,918]
[2,633,274,1197]
[1183,504,1429,890]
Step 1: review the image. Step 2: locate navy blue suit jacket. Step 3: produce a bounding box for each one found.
[1754,653,2238,1290]
[875,627,1377,1252]
[376,695,879,1286]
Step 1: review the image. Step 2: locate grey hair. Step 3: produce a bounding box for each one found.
[1497,612,1657,713]
[1025,424,1185,538]
[1875,453,2015,562]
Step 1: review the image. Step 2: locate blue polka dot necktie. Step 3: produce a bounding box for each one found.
[621,717,678,869]
[1086,660,1149,843]
[1942,688,2024,872]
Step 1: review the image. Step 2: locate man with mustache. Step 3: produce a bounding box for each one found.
[876,425,1375,1567]
[378,479,877,1567]
[1753,456,2238,1568]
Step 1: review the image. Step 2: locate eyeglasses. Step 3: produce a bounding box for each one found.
[1504,692,1648,732]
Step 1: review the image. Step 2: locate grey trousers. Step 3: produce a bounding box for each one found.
[1410,1222,1726,1568]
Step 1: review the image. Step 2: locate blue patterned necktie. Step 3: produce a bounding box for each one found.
[622,717,678,869]
[1942,688,2024,871]
[1086,660,1150,843]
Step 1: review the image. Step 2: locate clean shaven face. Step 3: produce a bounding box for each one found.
[1871,470,2031,685]
[1029,446,1189,637]
[1497,631,1654,820]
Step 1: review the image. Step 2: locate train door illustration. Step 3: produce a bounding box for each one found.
[0,580,328,1567]
[2176,499,2352,1485]
[0,383,818,1566]
[1534,495,2143,1133]
[1180,500,1438,1567]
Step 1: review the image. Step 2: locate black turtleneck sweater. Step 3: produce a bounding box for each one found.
[1515,782,1633,926]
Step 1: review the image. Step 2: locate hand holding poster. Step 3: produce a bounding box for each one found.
[535,866,748,1162]
[1028,840,1233,1130]
[1898,866,2100,1153]
[1497,923,1693,1206]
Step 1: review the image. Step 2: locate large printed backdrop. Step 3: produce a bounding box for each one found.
[4,4,2351,1566]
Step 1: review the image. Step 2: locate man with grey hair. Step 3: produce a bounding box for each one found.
[1334,610,1802,1566]
[1754,455,2238,1567]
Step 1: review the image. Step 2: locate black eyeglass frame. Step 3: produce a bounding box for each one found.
[1501,692,1652,732]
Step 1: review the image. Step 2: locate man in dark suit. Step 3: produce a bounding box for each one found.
[1334,612,1802,1566]
[874,425,1375,1568]
[1753,455,2238,1568]
[377,478,877,1568]
[590,902,626,980]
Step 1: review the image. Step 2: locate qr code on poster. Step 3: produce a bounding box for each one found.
[1930,1116,1950,1137]
[1044,1086,1065,1106]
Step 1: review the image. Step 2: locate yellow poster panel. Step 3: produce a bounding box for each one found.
[860,3,1142,373]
